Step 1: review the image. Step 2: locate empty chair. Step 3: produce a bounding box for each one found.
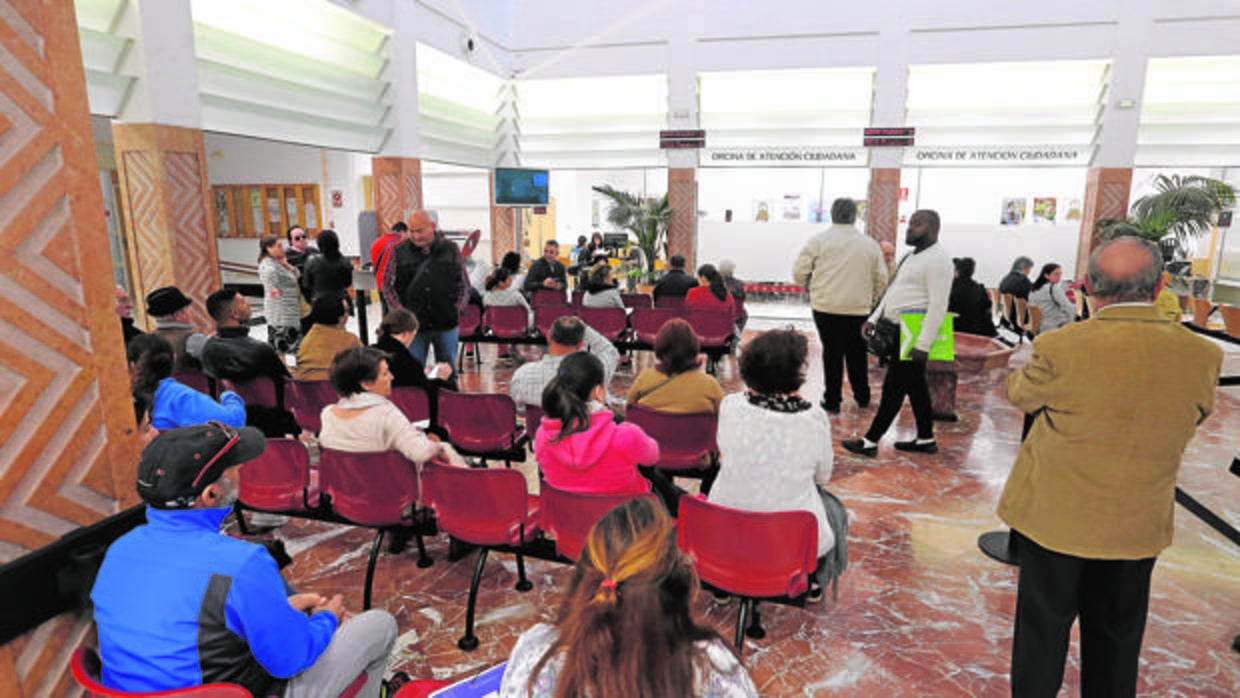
[71,646,250,697]
[234,439,321,535]
[571,288,585,307]
[456,304,482,370]
[436,392,528,467]
[533,304,573,339]
[318,448,433,609]
[576,306,628,343]
[676,496,818,652]
[421,462,541,650]
[654,294,686,310]
[621,292,653,310]
[629,308,680,346]
[523,403,544,449]
[220,375,284,410]
[624,403,721,494]
[1026,305,1044,337]
[288,379,338,434]
[484,305,531,341]
[389,385,432,425]
[539,482,658,561]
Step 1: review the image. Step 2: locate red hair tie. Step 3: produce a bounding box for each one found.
[599,578,616,591]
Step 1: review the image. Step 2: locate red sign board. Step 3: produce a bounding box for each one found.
[659,129,706,149]
[863,136,915,147]
[864,127,915,137]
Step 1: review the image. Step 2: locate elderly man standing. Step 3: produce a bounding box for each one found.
[998,237,1221,697]
[381,209,465,373]
[842,209,952,456]
[793,198,888,413]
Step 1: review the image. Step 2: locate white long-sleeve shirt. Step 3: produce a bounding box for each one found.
[868,242,954,354]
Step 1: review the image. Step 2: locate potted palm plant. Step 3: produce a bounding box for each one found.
[591,185,673,286]
[1098,174,1236,262]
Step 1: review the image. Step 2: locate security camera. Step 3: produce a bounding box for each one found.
[461,33,478,56]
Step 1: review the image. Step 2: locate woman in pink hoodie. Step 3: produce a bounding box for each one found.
[534,352,658,496]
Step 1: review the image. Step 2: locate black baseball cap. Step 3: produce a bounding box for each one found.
[136,423,266,509]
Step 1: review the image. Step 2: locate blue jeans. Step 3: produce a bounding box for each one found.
[409,326,459,370]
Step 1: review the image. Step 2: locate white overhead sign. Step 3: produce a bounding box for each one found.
[904,145,1095,167]
[700,147,870,167]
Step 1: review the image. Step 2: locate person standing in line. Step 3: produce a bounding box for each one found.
[841,209,952,457]
[257,235,303,354]
[998,237,1221,697]
[371,221,407,316]
[380,209,465,373]
[303,230,354,307]
[792,198,887,413]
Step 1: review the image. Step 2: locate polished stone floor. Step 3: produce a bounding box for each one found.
[265,307,1240,697]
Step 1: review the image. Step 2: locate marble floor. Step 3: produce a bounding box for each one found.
[263,307,1240,697]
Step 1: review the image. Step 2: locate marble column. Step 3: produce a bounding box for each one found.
[372,156,423,237]
[490,171,518,262]
[1074,167,1133,279]
[112,123,218,329]
[866,168,901,247]
[667,168,696,266]
[0,0,141,693]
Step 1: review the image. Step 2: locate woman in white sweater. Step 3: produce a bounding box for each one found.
[482,267,533,323]
[319,346,465,470]
[257,234,303,353]
[1028,262,1075,333]
[581,263,625,310]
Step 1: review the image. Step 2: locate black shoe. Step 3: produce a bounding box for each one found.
[855,398,871,409]
[841,438,877,457]
[806,583,823,604]
[894,439,938,454]
[819,400,840,414]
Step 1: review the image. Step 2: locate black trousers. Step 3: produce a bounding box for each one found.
[864,356,933,441]
[1010,530,1156,698]
[811,311,870,408]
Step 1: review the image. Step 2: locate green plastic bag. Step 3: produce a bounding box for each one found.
[899,311,954,361]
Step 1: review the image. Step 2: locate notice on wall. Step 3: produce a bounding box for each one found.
[701,147,869,168]
[904,145,1094,167]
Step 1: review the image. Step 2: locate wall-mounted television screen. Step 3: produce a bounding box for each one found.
[494,168,549,206]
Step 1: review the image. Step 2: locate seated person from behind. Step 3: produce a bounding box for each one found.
[482,266,533,324]
[294,295,362,381]
[718,259,748,331]
[998,256,1035,327]
[1028,263,1074,333]
[948,257,997,337]
[91,424,397,696]
[510,315,619,409]
[318,346,466,469]
[499,497,758,697]
[371,308,453,391]
[128,334,245,430]
[534,352,657,496]
[685,264,736,316]
[145,285,206,370]
[627,318,723,414]
[581,263,625,310]
[652,254,698,300]
[708,329,836,599]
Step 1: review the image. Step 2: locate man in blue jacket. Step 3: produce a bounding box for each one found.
[91,424,397,697]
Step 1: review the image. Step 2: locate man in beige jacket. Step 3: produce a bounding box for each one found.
[998,237,1221,697]
[792,198,888,413]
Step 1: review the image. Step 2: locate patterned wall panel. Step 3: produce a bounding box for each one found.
[0,0,141,693]
[1075,167,1133,279]
[122,150,174,293]
[164,151,216,329]
[866,168,901,247]
[667,168,695,266]
[372,157,423,236]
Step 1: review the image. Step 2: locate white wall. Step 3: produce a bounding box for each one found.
[551,168,666,245]
[422,163,493,263]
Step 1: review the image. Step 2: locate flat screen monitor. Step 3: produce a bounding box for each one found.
[494,168,549,206]
[602,232,630,248]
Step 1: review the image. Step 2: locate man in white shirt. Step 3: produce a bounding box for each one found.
[792,198,887,413]
[842,209,953,457]
[510,315,619,410]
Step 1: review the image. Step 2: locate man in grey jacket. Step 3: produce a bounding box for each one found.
[792,198,887,413]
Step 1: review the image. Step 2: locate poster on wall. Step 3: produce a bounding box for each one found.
[857,200,869,223]
[1033,198,1057,223]
[807,200,826,223]
[267,197,281,223]
[753,200,772,222]
[782,194,802,221]
[1001,198,1026,226]
[1065,199,1082,222]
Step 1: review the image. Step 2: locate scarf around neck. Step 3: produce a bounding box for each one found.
[746,390,812,413]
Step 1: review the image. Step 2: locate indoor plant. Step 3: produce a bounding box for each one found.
[591,184,672,284]
[1097,174,1236,261]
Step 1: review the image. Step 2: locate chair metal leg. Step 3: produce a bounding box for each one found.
[363,529,385,610]
[745,601,766,639]
[734,597,751,653]
[233,508,252,536]
[514,552,533,592]
[458,548,489,651]
[414,532,432,569]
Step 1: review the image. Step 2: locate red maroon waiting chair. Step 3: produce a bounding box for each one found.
[71,647,250,696]
[533,304,572,339]
[654,294,685,310]
[234,439,321,535]
[621,292,653,310]
[576,306,628,343]
[530,288,567,307]
[684,309,736,374]
[629,308,680,346]
[676,496,817,652]
[287,380,337,435]
[319,448,433,608]
[389,385,433,425]
[483,305,531,342]
[623,404,721,494]
[422,462,541,651]
[540,483,659,561]
[456,304,482,370]
[436,392,528,467]
[220,375,285,410]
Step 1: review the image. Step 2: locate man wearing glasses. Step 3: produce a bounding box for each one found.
[92,424,398,696]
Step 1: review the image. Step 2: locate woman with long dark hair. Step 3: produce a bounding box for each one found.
[257,234,302,353]
[685,263,735,315]
[127,334,245,430]
[534,352,657,497]
[303,229,353,308]
[499,498,758,697]
[1028,262,1074,332]
[372,308,453,390]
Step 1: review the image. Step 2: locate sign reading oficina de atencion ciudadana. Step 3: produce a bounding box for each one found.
[904,145,1095,166]
[700,147,870,167]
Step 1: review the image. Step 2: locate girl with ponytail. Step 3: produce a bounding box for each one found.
[533,352,658,497]
[499,498,758,697]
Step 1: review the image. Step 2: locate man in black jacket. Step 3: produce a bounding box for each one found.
[998,255,1034,328]
[653,255,698,300]
[381,209,465,371]
[522,239,567,298]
